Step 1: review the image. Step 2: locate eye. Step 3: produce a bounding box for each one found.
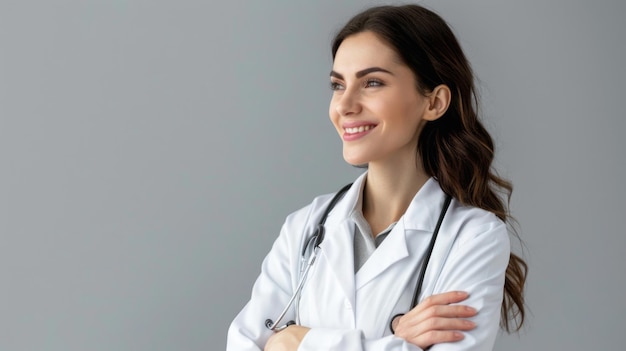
[364,78,384,88]
[330,81,345,91]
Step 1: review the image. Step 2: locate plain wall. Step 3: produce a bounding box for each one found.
[1,0,624,350]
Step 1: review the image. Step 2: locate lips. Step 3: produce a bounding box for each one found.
[345,125,375,134]
[342,123,377,141]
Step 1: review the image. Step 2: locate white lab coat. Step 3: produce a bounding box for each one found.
[227,172,510,350]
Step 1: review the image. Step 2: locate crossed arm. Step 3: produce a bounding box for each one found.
[265,291,477,351]
[228,203,509,351]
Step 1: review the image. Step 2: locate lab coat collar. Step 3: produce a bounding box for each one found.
[324,171,448,233]
[320,172,449,295]
[323,172,367,227]
[400,177,449,232]
[354,176,449,289]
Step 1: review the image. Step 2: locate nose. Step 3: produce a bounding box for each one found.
[334,89,361,116]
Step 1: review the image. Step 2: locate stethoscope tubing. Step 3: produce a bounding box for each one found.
[264,183,451,335]
[265,184,352,331]
[265,245,320,331]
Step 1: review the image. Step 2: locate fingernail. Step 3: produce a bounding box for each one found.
[465,306,477,313]
[456,291,468,296]
[463,320,476,327]
[453,332,464,339]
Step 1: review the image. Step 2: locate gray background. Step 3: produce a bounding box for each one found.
[1,0,624,350]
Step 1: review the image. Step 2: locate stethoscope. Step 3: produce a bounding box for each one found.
[265,183,452,333]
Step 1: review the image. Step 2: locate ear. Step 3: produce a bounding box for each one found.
[423,84,451,121]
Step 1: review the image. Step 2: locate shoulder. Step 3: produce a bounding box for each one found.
[283,179,359,231]
[429,200,511,288]
[282,192,336,233]
[445,200,510,252]
[263,193,339,267]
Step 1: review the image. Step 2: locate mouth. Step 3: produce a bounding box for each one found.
[344,124,376,135]
[342,124,377,141]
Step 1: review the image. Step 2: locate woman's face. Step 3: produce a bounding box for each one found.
[329,31,430,167]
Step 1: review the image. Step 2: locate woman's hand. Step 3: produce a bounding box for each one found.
[392,291,477,350]
[264,325,310,351]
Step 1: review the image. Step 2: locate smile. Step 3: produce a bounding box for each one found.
[342,124,377,141]
[344,125,376,134]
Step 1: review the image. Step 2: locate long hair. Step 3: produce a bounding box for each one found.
[332,5,527,332]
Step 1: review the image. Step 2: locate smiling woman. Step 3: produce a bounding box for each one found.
[329,31,444,169]
[227,4,526,351]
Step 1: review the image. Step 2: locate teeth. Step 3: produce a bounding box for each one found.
[345,125,374,134]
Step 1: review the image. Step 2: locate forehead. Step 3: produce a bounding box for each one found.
[333,31,403,71]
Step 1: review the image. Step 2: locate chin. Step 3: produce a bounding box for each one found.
[343,154,369,168]
[344,160,367,168]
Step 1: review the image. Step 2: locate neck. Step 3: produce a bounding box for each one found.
[362,159,430,235]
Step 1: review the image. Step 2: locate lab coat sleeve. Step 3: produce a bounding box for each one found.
[226,210,307,351]
[428,220,510,351]
[296,219,509,351]
[227,203,424,351]
[299,330,423,350]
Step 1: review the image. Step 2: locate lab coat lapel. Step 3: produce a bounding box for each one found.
[318,220,356,308]
[354,220,409,289]
[314,173,366,309]
[354,178,446,290]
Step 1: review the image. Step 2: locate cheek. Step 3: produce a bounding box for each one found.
[369,99,410,126]
[390,97,425,125]
[328,101,340,129]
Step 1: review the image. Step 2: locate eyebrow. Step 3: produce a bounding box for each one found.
[330,67,394,80]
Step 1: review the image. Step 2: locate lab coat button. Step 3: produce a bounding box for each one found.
[344,299,351,309]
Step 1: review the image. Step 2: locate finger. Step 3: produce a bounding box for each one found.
[408,330,465,350]
[421,317,476,333]
[402,301,477,325]
[399,305,477,331]
[397,316,473,347]
[404,291,471,318]
[423,304,478,319]
[396,316,476,338]
[422,291,471,309]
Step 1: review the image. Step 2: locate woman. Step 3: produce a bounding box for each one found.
[227,4,526,351]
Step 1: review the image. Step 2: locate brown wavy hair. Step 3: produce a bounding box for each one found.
[332,5,527,332]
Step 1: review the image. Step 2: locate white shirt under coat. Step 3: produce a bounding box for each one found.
[227,172,510,350]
